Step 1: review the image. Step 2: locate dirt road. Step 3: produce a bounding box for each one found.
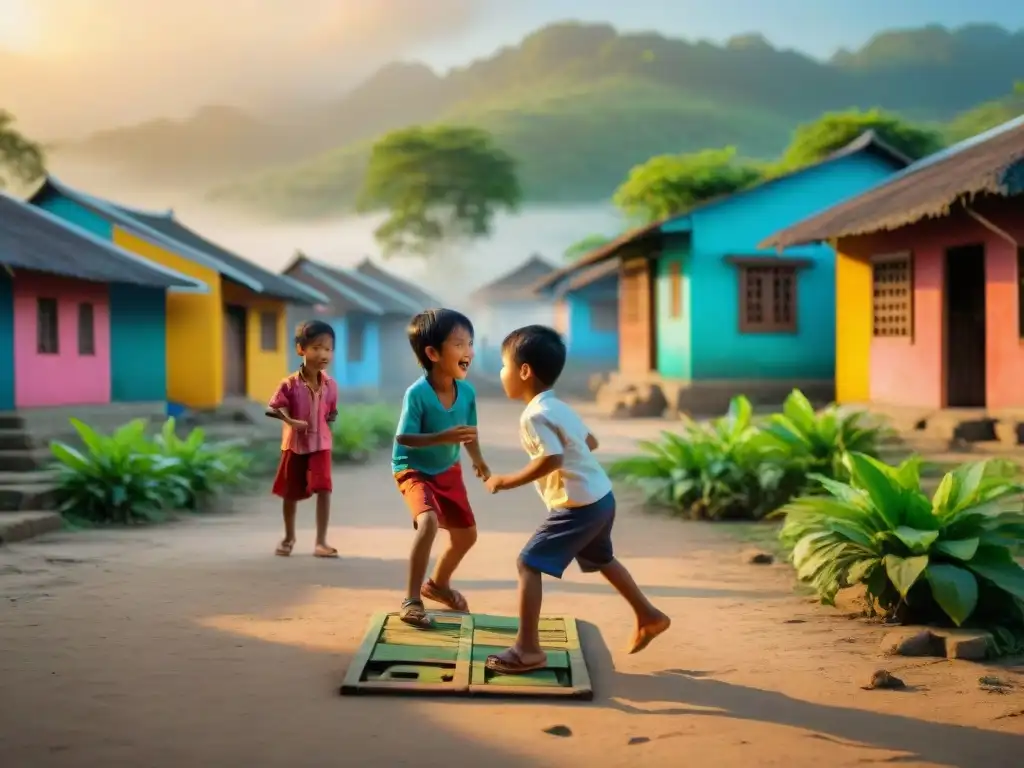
[1,400,1021,767]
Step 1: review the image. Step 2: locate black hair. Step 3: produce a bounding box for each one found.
[294,320,335,349]
[407,308,475,370]
[501,325,566,387]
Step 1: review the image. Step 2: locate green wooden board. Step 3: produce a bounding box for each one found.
[340,611,592,700]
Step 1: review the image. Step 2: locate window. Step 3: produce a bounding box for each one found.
[1018,248,1024,339]
[37,298,59,354]
[872,254,913,338]
[668,260,682,319]
[77,302,95,355]
[739,266,797,333]
[347,317,365,362]
[259,311,278,351]
[590,299,618,333]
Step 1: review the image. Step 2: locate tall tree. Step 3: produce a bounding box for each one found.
[779,109,944,170]
[612,147,763,225]
[356,125,521,257]
[0,110,45,189]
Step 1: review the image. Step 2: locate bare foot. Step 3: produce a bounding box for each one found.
[314,543,339,558]
[627,612,671,654]
[484,647,548,674]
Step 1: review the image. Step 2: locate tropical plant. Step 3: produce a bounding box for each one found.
[154,418,250,509]
[608,396,804,520]
[777,452,1024,645]
[50,419,186,525]
[762,390,892,484]
[331,403,399,461]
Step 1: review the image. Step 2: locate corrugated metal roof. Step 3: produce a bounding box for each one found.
[470,254,558,302]
[761,115,1024,248]
[281,255,429,316]
[0,194,206,290]
[353,258,440,308]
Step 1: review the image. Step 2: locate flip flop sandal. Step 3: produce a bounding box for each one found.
[313,545,339,559]
[485,648,547,675]
[399,599,433,629]
[421,579,469,612]
[275,540,295,557]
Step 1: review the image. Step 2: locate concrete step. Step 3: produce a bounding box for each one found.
[0,414,24,430]
[0,429,34,451]
[0,448,54,473]
[0,510,63,545]
[0,469,59,486]
[0,483,59,512]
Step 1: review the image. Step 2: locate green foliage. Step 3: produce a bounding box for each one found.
[356,125,521,256]
[763,390,892,484]
[946,82,1024,143]
[50,418,249,526]
[607,395,805,520]
[331,403,398,461]
[778,453,1024,643]
[564,233,615,260]
[776,109,945,171]
[0,110,45,190]
[613,147,764,224]
[608,389,891,521]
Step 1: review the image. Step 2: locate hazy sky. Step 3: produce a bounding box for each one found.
[2,0,1023,135]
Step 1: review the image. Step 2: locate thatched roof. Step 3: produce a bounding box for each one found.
[761,115,1024,249]
[534,130,910,293]
[0,194,205,290]
[470,254,557,302]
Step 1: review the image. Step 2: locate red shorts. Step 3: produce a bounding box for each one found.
[395,462,476,530]
[272,449,332,500]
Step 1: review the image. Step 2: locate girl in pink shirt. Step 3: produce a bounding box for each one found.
[267,321,339,558]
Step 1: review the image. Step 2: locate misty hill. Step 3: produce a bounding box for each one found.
[54,21,1024,219]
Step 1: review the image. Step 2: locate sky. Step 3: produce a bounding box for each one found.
[2,0,1023,135]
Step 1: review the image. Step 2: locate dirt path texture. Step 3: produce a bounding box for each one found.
[0,399,1022,768]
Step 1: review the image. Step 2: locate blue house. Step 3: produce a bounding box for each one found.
[282,255,438,395]
[538,131,911,413]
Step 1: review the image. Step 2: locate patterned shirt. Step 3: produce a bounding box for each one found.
[268,369,338,455]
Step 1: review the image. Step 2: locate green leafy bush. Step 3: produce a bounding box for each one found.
[51,417,250,525]
[331,403,398,461]
[608,395,804,520]
[777,452,1024,642]
[763,390,891,483]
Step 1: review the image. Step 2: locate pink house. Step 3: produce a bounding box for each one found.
[0,195,203,411]
[762,115,1024,441]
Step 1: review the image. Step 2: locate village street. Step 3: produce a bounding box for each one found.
[0,400,1021,768]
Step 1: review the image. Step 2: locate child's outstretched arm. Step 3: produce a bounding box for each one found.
[462,389,490,479]
[485,413,563,493]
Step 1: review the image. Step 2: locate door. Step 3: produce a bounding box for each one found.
[945,245,986,407]
[619,257,657,376]
[223,305,248,397]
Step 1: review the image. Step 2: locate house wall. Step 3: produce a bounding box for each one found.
[565,279,619,367]
[221,281,288,403]
[474,299,556,373]
[379,315,420,390]
[331,314,382,391]
[109,285,168,402]
[12,271,111,407]
[619,254,656,377]
[0,272,14,411]
[672,153,900,381]
[836,196,1024,409]
[654,240,692,379]
[112,228,223,409]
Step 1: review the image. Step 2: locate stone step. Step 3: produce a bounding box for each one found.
[0,429,34,451]
[0,414,24,430]
[0,483,59,512]
[0,510,63,545]
[0,469,60,486]
[0,448,54,473]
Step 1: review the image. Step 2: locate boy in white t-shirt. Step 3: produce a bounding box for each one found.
[483,325,671,674]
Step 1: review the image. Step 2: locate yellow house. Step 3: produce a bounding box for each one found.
[29,177,327,409]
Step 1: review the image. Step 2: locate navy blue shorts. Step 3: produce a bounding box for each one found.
[520,491,616,578]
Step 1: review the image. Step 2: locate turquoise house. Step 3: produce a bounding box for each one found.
[538,132,911,412]
[282,255,438,395]
[542,260,619,373]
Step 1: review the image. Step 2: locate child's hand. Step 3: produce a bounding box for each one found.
[473,461,491,481]
[286,418,309,431]
[484,475,507,494]
[439,425,477,445]
[326,410,338,424]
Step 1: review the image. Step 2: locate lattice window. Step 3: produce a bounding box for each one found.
[347,316,365,363]
[739,266,797,333]
[37,297,59,354]
[77,302,95,356]
[872,256,913,338]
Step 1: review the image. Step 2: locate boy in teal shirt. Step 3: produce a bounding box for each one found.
[393,308,489,628]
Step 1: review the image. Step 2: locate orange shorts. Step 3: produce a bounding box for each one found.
[272,449,332,500]
[395,462,475,529]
